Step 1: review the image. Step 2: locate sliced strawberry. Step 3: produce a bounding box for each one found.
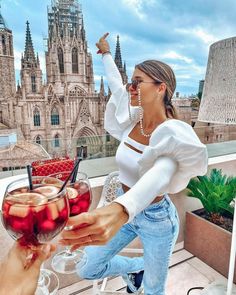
[70,205,81,216]
[40,220,56,232]
[73,182,80,190]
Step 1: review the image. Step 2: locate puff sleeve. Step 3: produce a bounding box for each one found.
[114,119,208,222]
[103,54,139,140]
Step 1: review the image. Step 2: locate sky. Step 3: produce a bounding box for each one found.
[1,0,236,95]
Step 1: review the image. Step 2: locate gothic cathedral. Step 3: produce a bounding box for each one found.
[0,0,127,158]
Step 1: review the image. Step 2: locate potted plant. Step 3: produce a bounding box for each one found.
[184,168,236,282]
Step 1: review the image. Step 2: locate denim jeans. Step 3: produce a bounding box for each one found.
[77,194,179,295]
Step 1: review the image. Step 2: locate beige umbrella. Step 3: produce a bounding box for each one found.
[198,36,236,295]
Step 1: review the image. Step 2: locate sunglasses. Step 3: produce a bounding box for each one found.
[126,79,161,91]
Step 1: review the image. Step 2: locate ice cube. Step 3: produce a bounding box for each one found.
[57,198,66,211]
[47,203,59,220]
[9,205,30,218]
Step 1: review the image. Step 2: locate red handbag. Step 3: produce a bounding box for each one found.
[31,157,75,176]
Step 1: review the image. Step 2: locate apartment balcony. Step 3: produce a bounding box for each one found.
[0,139,236,294]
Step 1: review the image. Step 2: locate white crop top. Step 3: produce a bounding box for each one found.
[116,136,147,188]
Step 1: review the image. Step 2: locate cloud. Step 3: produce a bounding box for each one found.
[3,0,236,96]
[176,27,218,45]
[121,0,155,19]
[161,51,193,64]
[6,0,19,6]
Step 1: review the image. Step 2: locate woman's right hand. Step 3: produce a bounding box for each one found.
[59,202,129,250]
[96,32,110,54]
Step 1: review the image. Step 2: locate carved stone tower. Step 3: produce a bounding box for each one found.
[0,2,15,100]
[46,0,95,94]
[21,21,43,97]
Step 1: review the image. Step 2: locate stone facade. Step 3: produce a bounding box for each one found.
[0,0,127,160]
[0,25,15,101]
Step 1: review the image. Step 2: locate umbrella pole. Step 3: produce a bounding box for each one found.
[227,197,236,295]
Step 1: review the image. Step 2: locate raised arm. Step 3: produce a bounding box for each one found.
[96,33,124,93]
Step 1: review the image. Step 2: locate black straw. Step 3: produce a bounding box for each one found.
[71,157,82,183]
[27,165,33,191]
[58,159,82,194]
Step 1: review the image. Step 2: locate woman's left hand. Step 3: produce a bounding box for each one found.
[60,202,129,250]
[0,242,56,295]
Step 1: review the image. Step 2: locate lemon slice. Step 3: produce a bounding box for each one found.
[34,185,59,198]
[7,193,47,217]
[67,187,78,199]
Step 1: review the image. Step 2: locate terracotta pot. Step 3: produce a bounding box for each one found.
[184,210,236,283]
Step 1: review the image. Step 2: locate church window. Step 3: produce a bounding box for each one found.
[51,107,60,125]
[72,47,78,73]
[2,35,6,55]
[106,132,111,142]
[9,37,13,56]
[31,74,36,93]
[35,135,41,144]
[58,47,64,73]
[33,108,41,126]
[54,134,60,147]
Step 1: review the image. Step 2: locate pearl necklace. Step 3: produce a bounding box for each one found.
[138,88,152,138]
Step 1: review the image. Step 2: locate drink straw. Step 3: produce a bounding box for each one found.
[58,159,81,193]
[27,165,33,190]
[71,157,82,183]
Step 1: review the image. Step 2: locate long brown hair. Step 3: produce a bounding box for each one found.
[135,60,178,119]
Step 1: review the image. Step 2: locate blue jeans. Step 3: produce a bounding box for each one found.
[77,194,179,295]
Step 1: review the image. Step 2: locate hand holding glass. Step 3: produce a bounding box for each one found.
[1,176,69,295]
[49,171,92,274]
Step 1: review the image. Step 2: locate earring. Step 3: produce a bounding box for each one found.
[128,92,132,121]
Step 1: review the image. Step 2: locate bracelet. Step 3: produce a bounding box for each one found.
[102,51,111,56]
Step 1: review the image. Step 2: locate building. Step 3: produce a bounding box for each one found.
[0,0,127,160]
[198,80,204,98]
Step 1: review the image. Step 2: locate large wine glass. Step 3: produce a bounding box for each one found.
[1,176,69,295]
[49,171,92,274]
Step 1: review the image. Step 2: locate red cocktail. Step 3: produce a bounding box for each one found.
[49,171,92,274]
[1,176,69,294]
[2,182,69,245]
[50,171,91,218]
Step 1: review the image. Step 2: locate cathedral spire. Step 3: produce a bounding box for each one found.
[124,61,127,74]
[0,0,8,29]
[114,35,128,85]
[114,35,122,69]
[81,14,86,42]
[24,21,36,63]
[100,76,105,96]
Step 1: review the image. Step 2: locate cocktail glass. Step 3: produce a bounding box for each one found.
[49,171,92,274]
[1,176,69,295]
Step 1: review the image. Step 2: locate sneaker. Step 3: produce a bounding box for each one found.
[125,270,144,293]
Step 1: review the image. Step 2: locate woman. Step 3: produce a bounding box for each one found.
[60,33,208,295]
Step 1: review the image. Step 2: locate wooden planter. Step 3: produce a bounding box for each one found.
[184,210,236,283]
